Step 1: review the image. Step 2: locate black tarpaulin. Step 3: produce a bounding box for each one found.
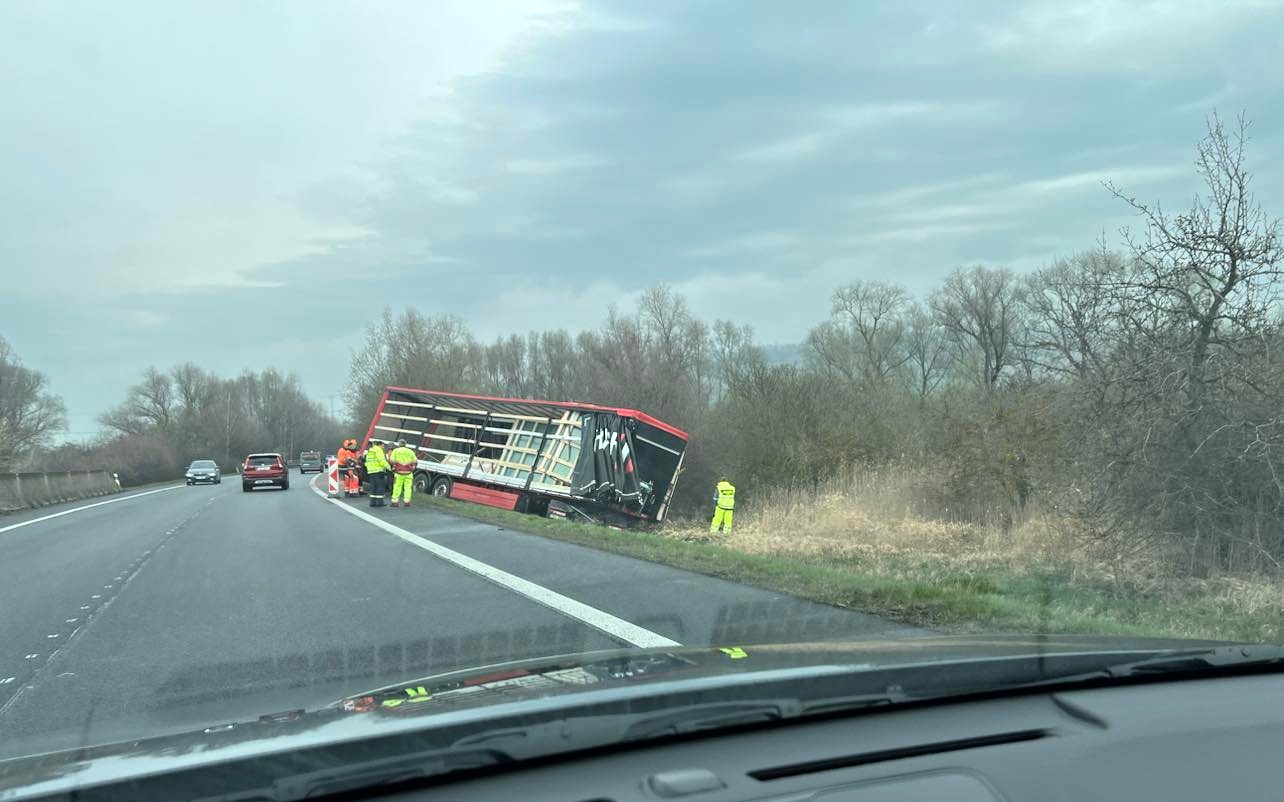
[572,412,644,506]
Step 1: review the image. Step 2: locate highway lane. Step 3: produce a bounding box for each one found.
[0,473,917,759]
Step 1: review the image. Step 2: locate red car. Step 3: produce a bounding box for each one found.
[241,453,289,492]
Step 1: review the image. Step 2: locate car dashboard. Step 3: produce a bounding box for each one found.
[366,673,1282,802]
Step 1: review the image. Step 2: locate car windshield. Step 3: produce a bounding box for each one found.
[2,2,1282,799]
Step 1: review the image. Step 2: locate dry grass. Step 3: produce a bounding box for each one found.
[418,466,1281,640]
[666,464,1284,635]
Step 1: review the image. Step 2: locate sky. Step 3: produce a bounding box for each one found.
[2,0,1282,436]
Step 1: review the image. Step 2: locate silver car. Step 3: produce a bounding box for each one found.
[185,459,221,485]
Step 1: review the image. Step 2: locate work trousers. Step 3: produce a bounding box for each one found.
[392,473,413,504]
[368,471,388,506]
[710,506,733,533]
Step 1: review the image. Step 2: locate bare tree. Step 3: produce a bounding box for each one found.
[100,366,175,434]
[1019,247,1127,379]
[901,304,954,402]
[171,363,212,416]
[482,334,531,397]
[931,266,1023,390]
[805,280,910,386]
[528,330,579,400]
[345,308,482,422]
[1079,113,1284,572]
[710,320,762,402]
[0,337,67,462]
[1107,112,1283,412]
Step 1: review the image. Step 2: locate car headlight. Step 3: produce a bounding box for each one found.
[186,472,194,477]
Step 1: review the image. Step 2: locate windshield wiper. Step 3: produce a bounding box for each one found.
[270,747,510,801]
[1023,644,1284,689]
[223,695,910,802]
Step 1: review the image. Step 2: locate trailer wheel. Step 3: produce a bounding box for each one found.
[412,471,431,494]
[431,477,453,497]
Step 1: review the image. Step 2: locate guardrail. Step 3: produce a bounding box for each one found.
[0,470,121,513]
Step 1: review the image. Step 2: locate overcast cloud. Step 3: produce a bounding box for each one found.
[2,0,1282,435]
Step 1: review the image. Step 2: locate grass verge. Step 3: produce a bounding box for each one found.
[419,495,1282,643]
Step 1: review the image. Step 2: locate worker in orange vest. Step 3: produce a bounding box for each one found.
[337,438,361,496]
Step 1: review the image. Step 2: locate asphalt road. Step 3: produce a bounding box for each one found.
[0,474,917,759]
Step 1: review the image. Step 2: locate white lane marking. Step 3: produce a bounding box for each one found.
[309,479,680,649]
[0,485,184,535]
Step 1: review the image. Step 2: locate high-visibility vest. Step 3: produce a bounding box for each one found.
[389,446,417,474]
[715,480,736,510]
[364,445,390,473]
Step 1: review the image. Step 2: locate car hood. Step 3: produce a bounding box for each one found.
[0,634,1231,799]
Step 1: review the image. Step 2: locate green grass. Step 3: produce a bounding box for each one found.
[419,496,1282,643]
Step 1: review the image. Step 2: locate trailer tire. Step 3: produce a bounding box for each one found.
[430,477,452,497]
[412,471,431,494]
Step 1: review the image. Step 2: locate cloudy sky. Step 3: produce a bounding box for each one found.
[2,0,1282,435]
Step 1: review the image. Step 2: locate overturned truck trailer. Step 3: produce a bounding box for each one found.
[362,387,688,526]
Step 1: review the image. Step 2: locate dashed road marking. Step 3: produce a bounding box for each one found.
[2,502,212,719]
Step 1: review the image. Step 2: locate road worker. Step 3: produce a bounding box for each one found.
[388,438,418,508]
[364,439,391,507]
[337,438,361,496]
[710,476,736,534]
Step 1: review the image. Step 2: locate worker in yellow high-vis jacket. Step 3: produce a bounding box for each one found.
[388,439,418,508]
[364,439,391,507]
[710,477,735,534]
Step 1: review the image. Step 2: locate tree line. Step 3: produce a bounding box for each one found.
[345,115,1283,576]
[19,365,339,486]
